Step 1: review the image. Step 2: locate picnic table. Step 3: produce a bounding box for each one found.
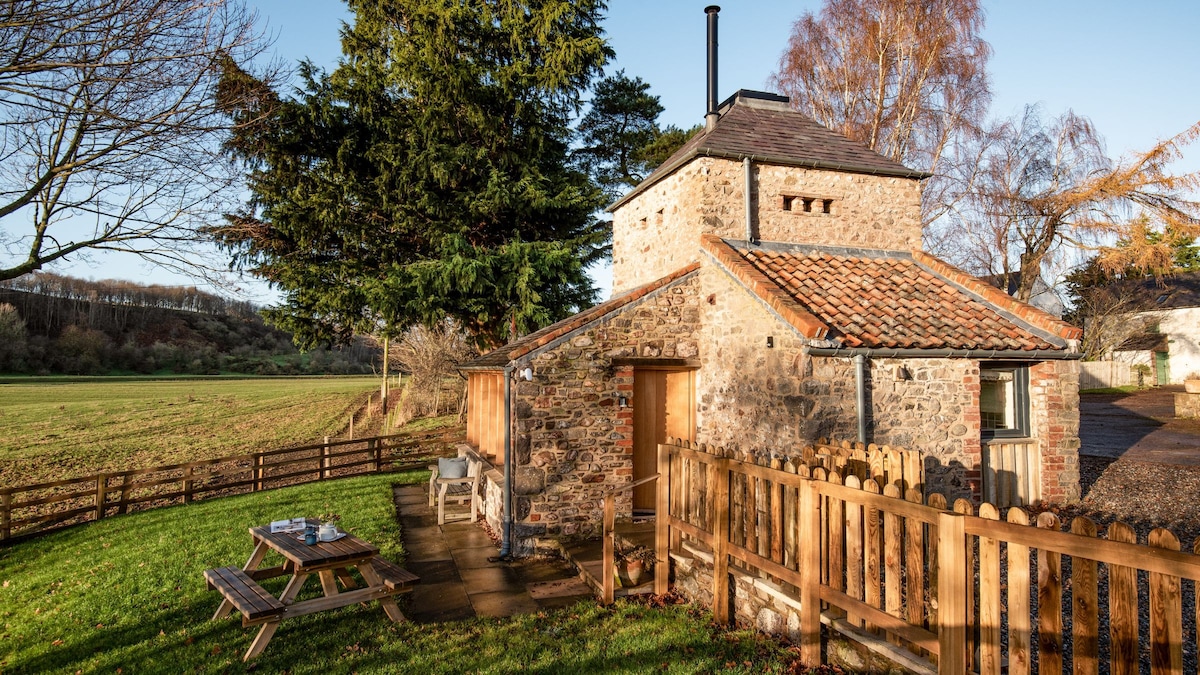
[204,520,418,661]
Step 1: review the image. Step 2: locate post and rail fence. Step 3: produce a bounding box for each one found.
[655,437,1200,674]
[0,433,441,544]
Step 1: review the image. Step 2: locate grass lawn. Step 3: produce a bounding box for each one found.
[0,473,798,674]
[0,376,379,488]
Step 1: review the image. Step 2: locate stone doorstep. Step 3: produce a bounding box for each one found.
[542,536,655,599]
[674,541,935,675]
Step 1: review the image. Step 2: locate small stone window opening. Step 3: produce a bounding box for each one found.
[782,195,795,211]
[802,197,815,213]
[821,199,833,214]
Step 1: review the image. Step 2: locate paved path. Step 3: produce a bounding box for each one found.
[392,484,593,622]
[1080,386,1200,465]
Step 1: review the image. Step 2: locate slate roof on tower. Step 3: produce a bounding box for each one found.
[609,90,930,213]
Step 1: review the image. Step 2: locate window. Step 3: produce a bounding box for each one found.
[780,193,835,214]
[980,363,1030,438]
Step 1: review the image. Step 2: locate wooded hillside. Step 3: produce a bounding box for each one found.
[0,273,378,375]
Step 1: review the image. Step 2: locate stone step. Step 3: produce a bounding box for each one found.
[554,524,658,599]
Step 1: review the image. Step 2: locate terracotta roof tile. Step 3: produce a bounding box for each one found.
[461,263,701,369]
[702,235,1069,351]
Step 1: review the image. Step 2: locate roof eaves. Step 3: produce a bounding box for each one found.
[911,251,1083,343]
[507,262,701,361]
[606,146,701,213]
[699,234,829,339]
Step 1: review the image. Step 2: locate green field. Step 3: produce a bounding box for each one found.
[0,377,380,488]
[0,472,795,674]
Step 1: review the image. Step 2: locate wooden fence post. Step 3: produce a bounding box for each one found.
[655,442,670,595]
[798,478,822,665]
[95,473,108,521]
[369,439,380,472]
[183,466,194,504]
[1,491,11,541]
[118,474,131,514]
[937,511,967,675]
[712,457,731,625]
[321,437,331,480]
[253,453,264,491]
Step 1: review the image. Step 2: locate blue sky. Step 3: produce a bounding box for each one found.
[44,0,1200,301]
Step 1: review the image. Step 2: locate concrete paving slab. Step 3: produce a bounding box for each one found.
[393,483,599,624]
[399,514,439,529]
[396,493,430,506]
[405,541,454,562]
[451,545,501,570]
[408,581,475,623]
[469,589,540,618]
[459,565,523,594]
[406,559,461,585]
[442,527,494,549]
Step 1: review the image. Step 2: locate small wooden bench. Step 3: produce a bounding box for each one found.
[370,557,419,592]
[204,566,284,625]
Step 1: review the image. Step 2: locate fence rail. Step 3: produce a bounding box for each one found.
[657,438,1200,674]
[0,433,435,544]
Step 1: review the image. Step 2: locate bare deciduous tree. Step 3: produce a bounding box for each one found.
[935,105,1200,302]
[0,0,272,282]
[392,320,475,425]
[770,0,991,226]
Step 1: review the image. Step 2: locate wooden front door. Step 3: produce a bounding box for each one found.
[632,369,695,511]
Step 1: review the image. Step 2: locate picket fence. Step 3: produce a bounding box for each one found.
[653,438,1200,674]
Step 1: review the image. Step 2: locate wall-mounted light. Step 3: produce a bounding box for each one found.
[519,367,533,381]
[618,395,628,408]
[766,336,774,348]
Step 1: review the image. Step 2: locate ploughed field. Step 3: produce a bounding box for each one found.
[0,377,377,488]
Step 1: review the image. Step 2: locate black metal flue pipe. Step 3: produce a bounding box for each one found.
[705,6,720,118]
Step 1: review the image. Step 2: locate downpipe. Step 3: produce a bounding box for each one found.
[498,364,514,559]
[744,156,755,244]
[854,354,867,444]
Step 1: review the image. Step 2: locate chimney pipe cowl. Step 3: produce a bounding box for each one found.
[705,5,720,131]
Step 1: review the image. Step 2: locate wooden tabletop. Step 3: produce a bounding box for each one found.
[249,523,379,571]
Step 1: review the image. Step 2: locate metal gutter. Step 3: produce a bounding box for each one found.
[804,347,1082,360]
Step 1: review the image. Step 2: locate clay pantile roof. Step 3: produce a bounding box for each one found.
[610,90,928,213]
[701,235,1078,351]
[461,263,701,369]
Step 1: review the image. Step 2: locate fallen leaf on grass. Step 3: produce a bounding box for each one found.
[52,639,63,646]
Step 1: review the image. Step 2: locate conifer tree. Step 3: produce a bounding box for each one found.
[214,0,613,348]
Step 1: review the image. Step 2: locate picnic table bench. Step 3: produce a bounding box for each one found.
[204,521,419,661]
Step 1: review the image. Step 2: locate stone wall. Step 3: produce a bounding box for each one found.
[506,274,702,553]
[671,544,934,674]
[693,264,822,450]
[611,158,710,293]
[612,157,923,293]
[691,271,987,501]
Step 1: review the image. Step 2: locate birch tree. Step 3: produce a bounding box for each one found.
[770,0,991,225]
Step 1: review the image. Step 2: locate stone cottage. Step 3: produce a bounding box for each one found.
[460,89,1082,556]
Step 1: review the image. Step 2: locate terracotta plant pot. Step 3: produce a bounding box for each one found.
[1186,379,1200,394]
[625,560,645,586]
